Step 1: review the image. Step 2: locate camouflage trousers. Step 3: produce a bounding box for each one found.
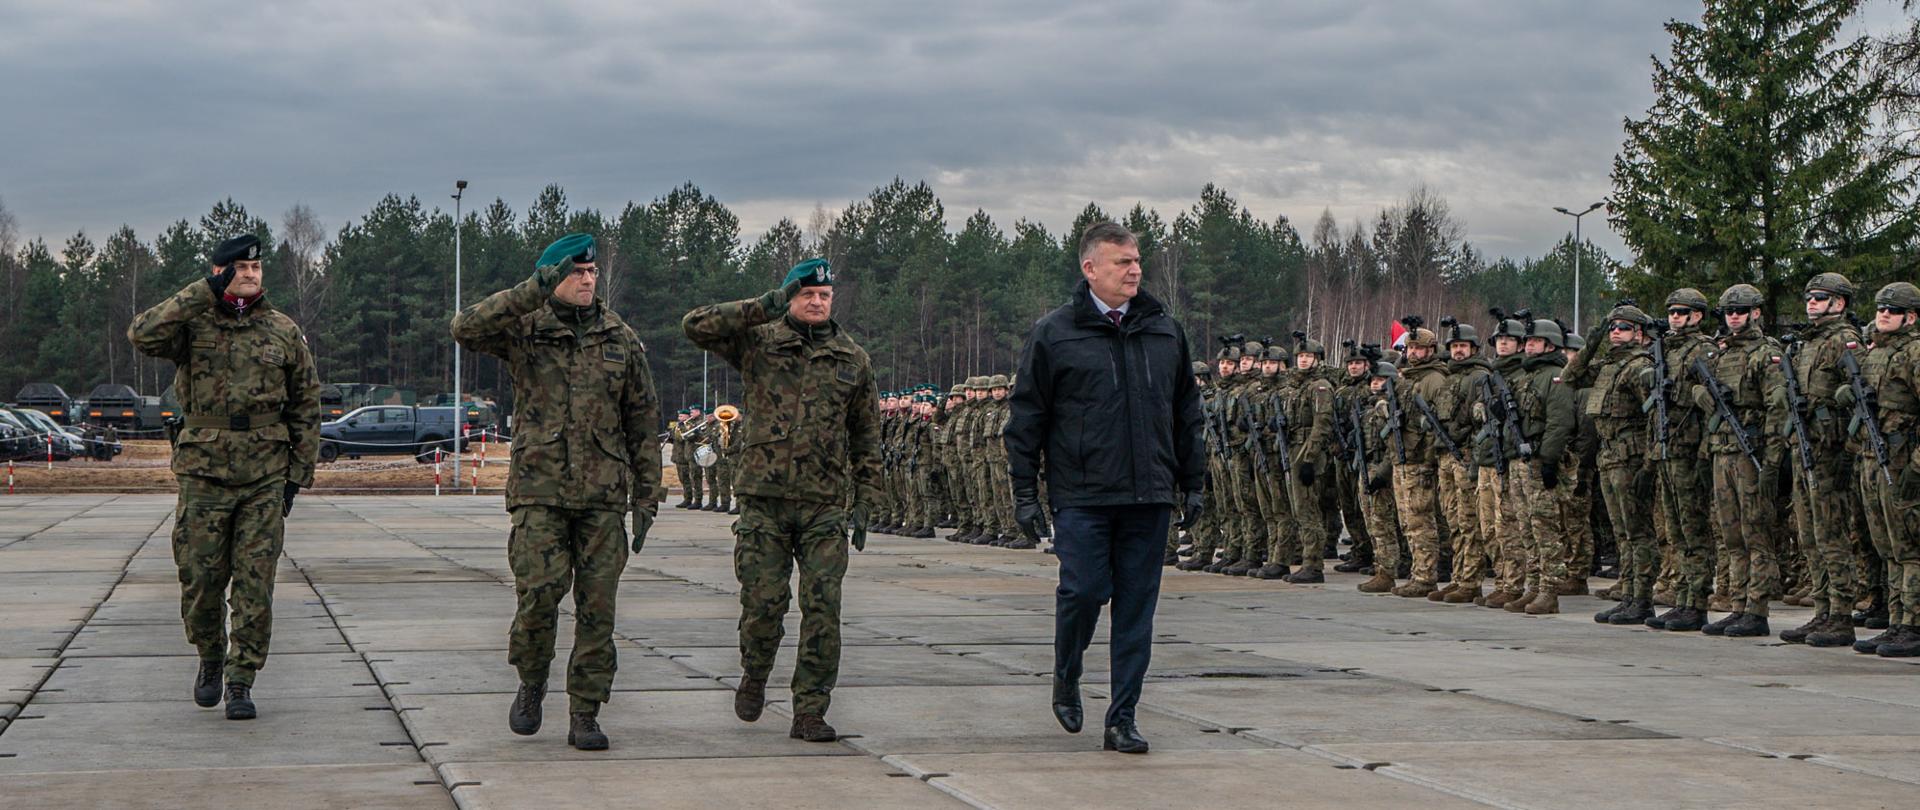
[1188,459,1229,561]
[1514,461,1570,593]
[949,453,976,531]
[677,455,700,502]
[1790,446,1858,616]
[1472,466,1505,593]
[1710,452,1778,616]
[734,496,849,716]
[1223,457,1263,562]
[171,474,287,686]
[697,461,720,505]
[714,460,736,503]
[1260,459,1295,566]
[926,461,950,529]
[1599,463,1657,602]
[1361,479,1403,575]
[1656,448,1713,608]
[1392,463,1442,586]
[1335,463,1372,562]
[508,505,627,713]
[1436,456,1483,588]
[1280,455,1329,573]
[1858,454,1920,627]
[1495,469,1532,594]
[1563,466,1595,580]
[992,451,1017,535]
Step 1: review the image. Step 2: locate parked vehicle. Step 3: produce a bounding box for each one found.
[317,405,472,463]
[6,407,82,460]
[82,384,165,432]
[0,409,36,460]
[14,383,75,425]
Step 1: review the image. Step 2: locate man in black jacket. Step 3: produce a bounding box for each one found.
[1005,221,1206,754]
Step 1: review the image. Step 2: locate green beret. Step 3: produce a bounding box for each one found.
[210,234,262,266]
[782,258,833,290]
[538,233,595,268]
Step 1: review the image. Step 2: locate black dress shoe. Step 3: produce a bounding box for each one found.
[1051,678,1083,734]
[1103,721,1149,754]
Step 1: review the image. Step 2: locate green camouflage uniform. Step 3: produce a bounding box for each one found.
[1333,370,1376,564]
[670,419,697,505]
[1851,315,1919,634]
[129,279,320,687]
[1564,333,1657,604]
[1361,386,1405,581]
[452,274,663,712]
[1218,372,1265,566]
[682,286,880,716]
[1785,313,1861,619]
[1277,365,1334,572]
[1248,368,1293,568]
[1698,320,1785,617]
[1655,322,1717,611]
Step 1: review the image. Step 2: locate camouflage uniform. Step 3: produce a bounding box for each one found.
[1651,293,1717,622]
[1275,344,1334,578]
[1781,284,1862,632]
[129,277,319,688]
[1849,284,1920,655]
[1357,365,1404,592]
[1697,304,1785,623]
[1217,358,1268,571]
[1180,366,1231,569]
[1434,324,1490,599]
[1562,310,1658,617]
[1506,324,1577,613]
[452,273,662,712]
[1332,360,1376,568]
[1480,347,1531,605]
[1390,330,1449,595]
[698,416,723,509]
[1246,351,1294,574]
[670,417,697,506]
[682,281,880,716]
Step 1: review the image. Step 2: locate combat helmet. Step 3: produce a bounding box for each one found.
[1876,282,1920,311]
[1805,272,1855,300]
[1719,284,1765,309]
[1437,317,1478,346]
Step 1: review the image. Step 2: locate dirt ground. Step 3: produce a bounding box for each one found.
[4,439,686,495]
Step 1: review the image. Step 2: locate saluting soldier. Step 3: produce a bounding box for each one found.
[129,233,320,721]
[684,258,881,742]
[453,233,663,751]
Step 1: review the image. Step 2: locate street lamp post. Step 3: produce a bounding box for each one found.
[1552,201,1605,333]
[452,180,467,488]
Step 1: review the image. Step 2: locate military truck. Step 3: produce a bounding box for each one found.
[14,383,75,424]
[82,384,166,432]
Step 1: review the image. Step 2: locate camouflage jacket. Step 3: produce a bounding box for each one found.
[682,292,881,508]
[1393,356,1451,464]
[452,277,662,514]
[1280,367,1334,465]
[669,421,695,463]
[1788,314,1860,448]
[1696,323,1784,459]
[1438,355,1492,448]
[1514,351,1576,469]
[1659,324,1717,449]
[128,280,320,487]
[1472,353,1528,468]
[1865,323,1920,465]
[1567,341,1654,470]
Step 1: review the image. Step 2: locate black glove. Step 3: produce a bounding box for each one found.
[1176,490,1204,530]
[1632,465,1655,497]
[533,260,571,294]
[1571,469,1589,496]
[208,262,238,297]
[281,481,300,517]
[1013,484,1045,542]
[754,278,804,316]
[1297,461,1315,488]
[1366,470,1390,493]
[1540,461,1560,490]
[846,506,868,551]
[630,507,654,553]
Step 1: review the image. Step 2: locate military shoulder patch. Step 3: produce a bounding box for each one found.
[837,367,857,384]
[603,348,626,363]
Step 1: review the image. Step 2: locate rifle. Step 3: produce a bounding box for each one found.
[1487,368,1533,458]
[1479,375,1509,478]
[1413,391,1465,463]
[1267,390,1292,477]
[1839,343,1894,484]
[1647,321,1673,461]
[1776,334,1816,491]
[1348,398,1369,475]
[1237,393,1272,475]
[1690,356,1763,473]
[1382,375,1407,464]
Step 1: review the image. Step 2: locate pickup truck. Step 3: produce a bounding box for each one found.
[317,405,475,463]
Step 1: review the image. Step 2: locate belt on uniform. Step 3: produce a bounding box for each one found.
[182,412,282,431]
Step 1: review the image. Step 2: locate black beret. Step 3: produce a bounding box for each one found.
[210,234,262,267]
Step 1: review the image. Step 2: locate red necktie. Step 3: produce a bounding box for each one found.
[1107,310,1124,328]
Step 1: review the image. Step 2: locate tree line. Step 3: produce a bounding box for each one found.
[0,0,1912,423]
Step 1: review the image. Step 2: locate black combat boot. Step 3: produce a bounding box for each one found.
[909,526,935,539]
[1283,569,1324,584]
[1701,612,1742,636]
[1779,613,1826,644]
[1254,563,1290,580]
[1722,613,1770,637]
[224,682,256,720]
[735,677,766,722]
[509,681,544,735]
[1222,558,1259,576]
[568,711,609,750]
[729,502,741,515]
[193,659,223,707]
[1176,556,1210,572]
[790,713,838,742]
[1855,603,1891,629]
[1875,626,1920,658]
[718,498,731,513]
[1162,550,1181,566]
[1608,600,1653,626]
[1661,607,1706,632]
[1005,536,1038,550]
[1333,555,1372,574]
[1594,600,1626,624]
[1806,616,1857,648]
[969,532,996,546]
[1644,606,1683,630]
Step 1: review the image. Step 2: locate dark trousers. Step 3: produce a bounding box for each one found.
[1053,504,1171,727]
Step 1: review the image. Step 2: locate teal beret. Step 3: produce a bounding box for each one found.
[537,233,596,268]
[782,258,833,290]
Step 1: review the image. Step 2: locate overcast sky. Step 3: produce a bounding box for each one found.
[1,1,1910,262]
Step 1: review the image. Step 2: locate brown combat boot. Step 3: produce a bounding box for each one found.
[1525,591,1561,615]
[1482,590,1518,608]
[1557,578,1588,596]
[1427,583,1458,602]
[1444,585,1481,604]
[1504,590,1537,613]
[1357,572,1396,593]
[790,713,838,742]
[1393,582,1435,599]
